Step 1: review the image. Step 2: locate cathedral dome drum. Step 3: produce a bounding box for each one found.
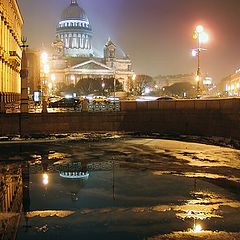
[56,0,93,57]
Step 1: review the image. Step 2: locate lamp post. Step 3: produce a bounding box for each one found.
[113,76,116,108]
[192,25,209,96]
[132,73,136,95]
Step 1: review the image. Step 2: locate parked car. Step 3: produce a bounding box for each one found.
[49,98,81,108]
[107,96,120,102]
[92,96,110,103]
[156,96,176,100]
[48,95,62,103]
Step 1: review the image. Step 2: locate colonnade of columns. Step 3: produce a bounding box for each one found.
[59,33,92,50]
[0,0,23,111]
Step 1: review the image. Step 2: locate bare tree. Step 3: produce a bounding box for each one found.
[134,75,154,95]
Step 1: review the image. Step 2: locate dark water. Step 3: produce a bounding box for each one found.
[0,140,239,240]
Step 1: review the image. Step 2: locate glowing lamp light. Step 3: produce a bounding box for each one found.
[43,64,49,74]
[51,74,56,81]
[196,25,204,33]
[192,49,197,57]
[132,73,136,81]
[71,75,75,81]
[193,224,202,233]
[199,32,209,44]
[41,52,48,64]
[195,75,201,82]
[48,83,53,89]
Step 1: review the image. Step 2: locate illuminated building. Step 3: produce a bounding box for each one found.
[154,74,195,89]
[221,69,240,96]
[0,0,23,111]
[51,0,134,93]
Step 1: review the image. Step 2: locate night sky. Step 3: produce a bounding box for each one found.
[18,0,240,82]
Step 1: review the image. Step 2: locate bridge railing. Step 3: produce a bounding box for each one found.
[120,98,240,111]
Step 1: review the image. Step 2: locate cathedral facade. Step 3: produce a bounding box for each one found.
[49,0,134,94]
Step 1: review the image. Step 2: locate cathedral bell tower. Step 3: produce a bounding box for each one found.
[104,38,116,68]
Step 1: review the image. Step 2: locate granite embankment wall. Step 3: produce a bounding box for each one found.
[0,98,239,140]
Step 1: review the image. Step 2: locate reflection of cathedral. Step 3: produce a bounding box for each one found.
[50,0,134,92]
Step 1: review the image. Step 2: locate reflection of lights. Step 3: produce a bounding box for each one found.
[193,224,202,233]
[42,173,49,186]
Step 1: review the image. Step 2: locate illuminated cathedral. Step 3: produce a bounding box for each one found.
[50,0,134,93]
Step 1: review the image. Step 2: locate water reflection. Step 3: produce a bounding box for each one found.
[0,163,25,238]
[59,162,89,201]
[0,141,239,240]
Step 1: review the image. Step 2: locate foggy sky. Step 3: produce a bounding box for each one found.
[18,0,240,82]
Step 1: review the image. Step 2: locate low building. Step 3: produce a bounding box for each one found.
[220,69,240,96]
[154,74,195,89]
[26,49,41,95]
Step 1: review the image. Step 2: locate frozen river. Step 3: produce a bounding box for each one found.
[0,136,239,240]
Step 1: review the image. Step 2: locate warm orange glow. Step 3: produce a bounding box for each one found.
[43,64,49,74]
[42,173,49,186]
[41,52,48,64]
[51,73,56,81]
[132,73,136,81]
[195,75,201,82]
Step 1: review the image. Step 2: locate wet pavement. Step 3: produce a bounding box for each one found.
[0,136,239,239]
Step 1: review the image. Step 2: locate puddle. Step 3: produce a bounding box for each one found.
[0,139,239,240]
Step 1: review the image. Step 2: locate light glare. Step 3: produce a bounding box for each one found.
[192,49,197,57]
[41,52,48,64]
[199,32,209,43]
[193,224,202,233]
[196,25,204,33]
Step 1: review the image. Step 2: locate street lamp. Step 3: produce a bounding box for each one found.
[101,82,105,96]
[192,25,209,95]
